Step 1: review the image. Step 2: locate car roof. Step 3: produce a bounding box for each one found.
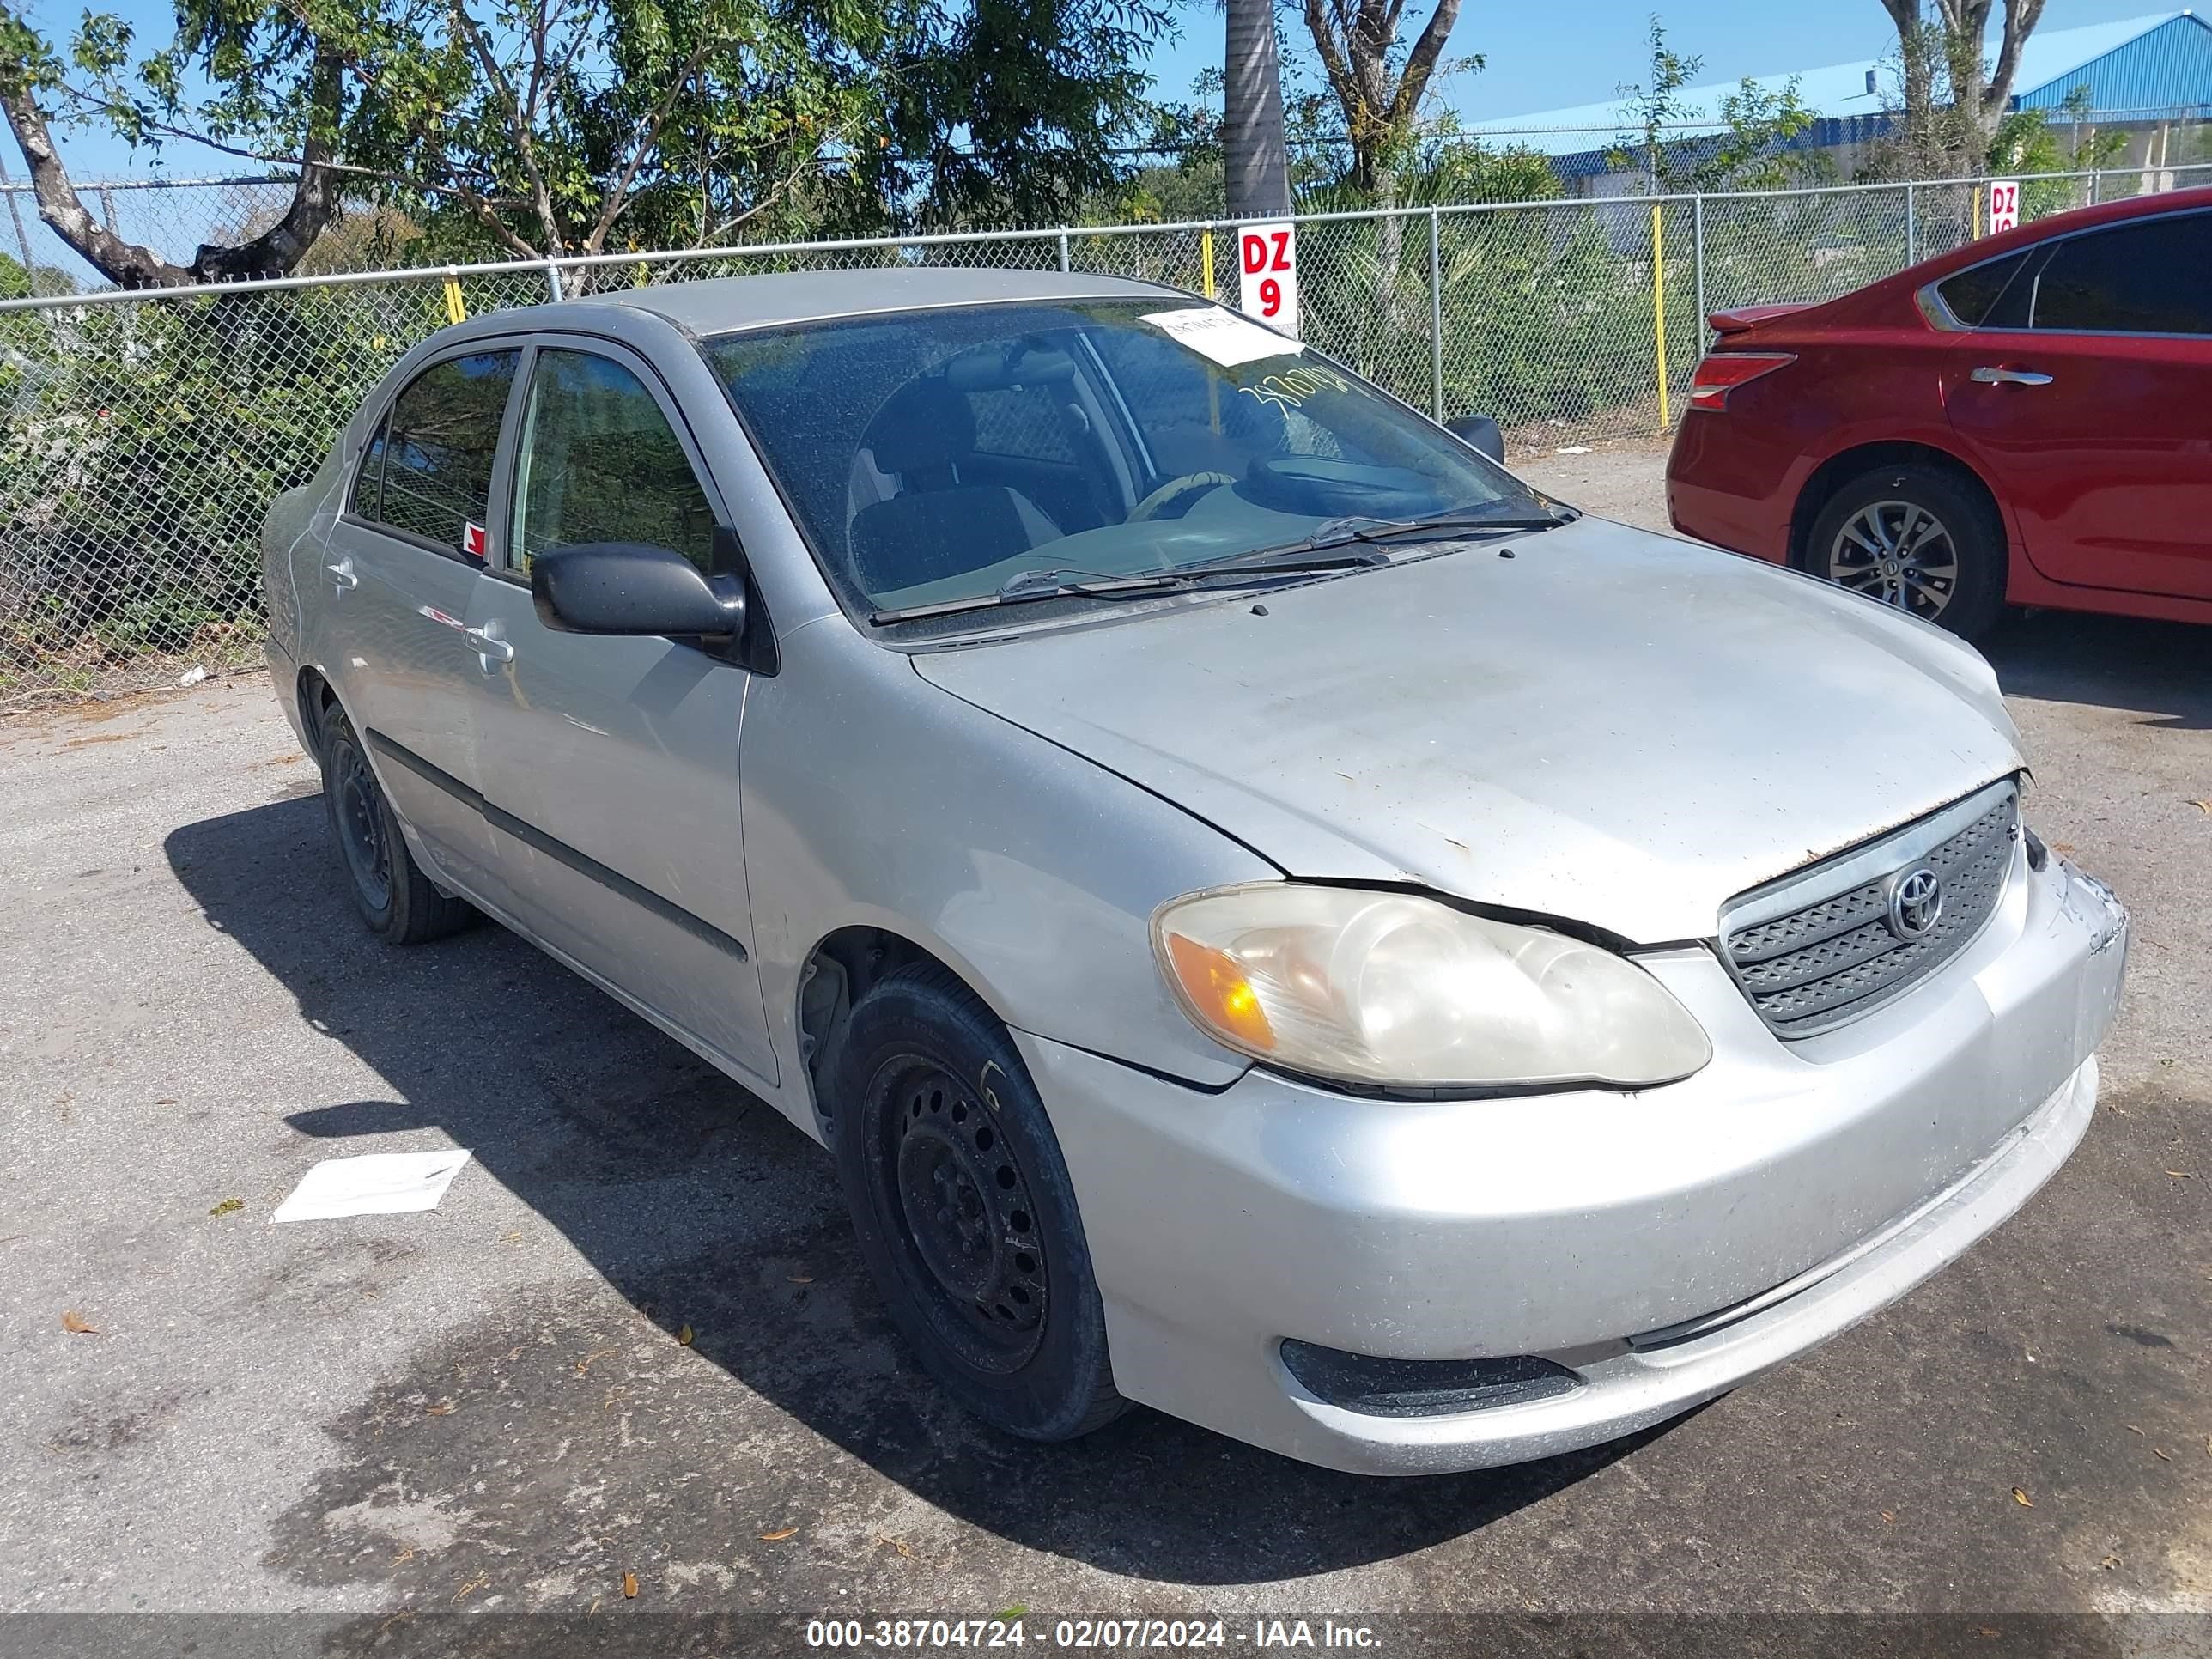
[557,265,1190,336]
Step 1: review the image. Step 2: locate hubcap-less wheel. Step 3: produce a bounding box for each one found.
[886,1062,1048,1370]
[1828,499,1960,623]
[331,744,392,913]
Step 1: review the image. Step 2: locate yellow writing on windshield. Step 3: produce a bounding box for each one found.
[1237,365,1352,411]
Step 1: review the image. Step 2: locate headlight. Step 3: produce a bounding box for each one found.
[1152,884,1711,1091]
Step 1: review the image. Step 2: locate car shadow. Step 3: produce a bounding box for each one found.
[1981,608,2212,731]
[167,793,1656,1587]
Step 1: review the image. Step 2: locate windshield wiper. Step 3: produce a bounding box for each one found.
[868,551,1385,624]
[1294,503,1580,552]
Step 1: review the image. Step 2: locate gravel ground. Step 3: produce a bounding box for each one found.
[3,456,2208,1656]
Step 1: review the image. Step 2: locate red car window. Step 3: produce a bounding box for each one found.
[2032,213,2212,336]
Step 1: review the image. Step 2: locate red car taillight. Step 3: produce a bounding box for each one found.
[1687,351,1796,412]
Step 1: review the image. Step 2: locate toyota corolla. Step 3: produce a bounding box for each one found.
[261,269,2128,1474]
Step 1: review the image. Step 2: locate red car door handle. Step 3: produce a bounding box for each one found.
[1971,366,2054,386]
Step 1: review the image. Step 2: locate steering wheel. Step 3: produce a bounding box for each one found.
[1128,471,1237,523]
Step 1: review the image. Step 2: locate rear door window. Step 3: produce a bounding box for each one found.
[363,349,520,553]
[2032,213,2212,335]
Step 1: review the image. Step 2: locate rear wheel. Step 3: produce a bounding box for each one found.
[1803,463,2006,641]
[319,703,475,945]
[832,962,1126,1441]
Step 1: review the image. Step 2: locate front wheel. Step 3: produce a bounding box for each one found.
[832,963,1126,1441]
[1802,464,2007,641]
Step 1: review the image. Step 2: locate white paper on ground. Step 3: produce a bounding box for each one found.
[270,1149,473,1223]
[1139,307,1301,368]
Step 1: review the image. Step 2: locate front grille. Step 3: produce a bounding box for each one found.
[1722,783,2018,1038]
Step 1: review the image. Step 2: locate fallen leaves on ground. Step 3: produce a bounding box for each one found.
[2154,1447,2172,1462]
[452,1572,489,1603]
[676,1324,695,1346]
[1880,1510,1896,1525]
[60,1310,96,1334]
[209,1198,244,1217]
[2166,1170,2195,1180]
[574,1347,619,1377]
[2127,1425,2146,1435]
[2188,800,2211,816]
[787,1274,814,1285]
[2013,1487,2036,1508]
[2100,1554,2122,1570]
[759,1527,799,1542]
[877,1535,914,1559]
[424,1401,455,1417]
[622,1571,639,1598]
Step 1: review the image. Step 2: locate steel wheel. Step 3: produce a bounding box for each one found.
[1827,499,1960,623]
[884,1060,1048,1371]
[331,743,393,914]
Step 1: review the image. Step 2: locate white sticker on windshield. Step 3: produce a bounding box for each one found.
[1140,307,1303,368]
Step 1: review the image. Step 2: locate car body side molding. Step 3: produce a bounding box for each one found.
[363,728,750,963]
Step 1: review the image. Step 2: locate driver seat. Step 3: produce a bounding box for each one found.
[848,378,1061,594]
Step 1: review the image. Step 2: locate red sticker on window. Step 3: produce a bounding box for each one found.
[461,521,488,560]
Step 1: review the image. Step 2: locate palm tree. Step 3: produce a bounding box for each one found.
[1224,0,1292,219]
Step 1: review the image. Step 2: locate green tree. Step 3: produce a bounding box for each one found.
[1297,0,1471,198]
[1,2,339,286]
[1608,17,1828,194]
[1869,0,2047,179]
[0,0,1170,285]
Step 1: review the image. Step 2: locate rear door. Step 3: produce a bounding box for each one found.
[1944,208,2212,599]
[459,340,777,1088]
[319,346,522,890]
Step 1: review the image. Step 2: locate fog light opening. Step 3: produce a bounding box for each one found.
[1279,1340,1581,1419]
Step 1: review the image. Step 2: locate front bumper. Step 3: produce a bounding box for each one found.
[1020,849,2126,1475]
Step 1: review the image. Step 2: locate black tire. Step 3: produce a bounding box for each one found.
[1802,462,2007,641]
[832,962,1126,1441]
[318,702,476,945]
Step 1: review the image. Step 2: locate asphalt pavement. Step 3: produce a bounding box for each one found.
[2,453,2207,1655]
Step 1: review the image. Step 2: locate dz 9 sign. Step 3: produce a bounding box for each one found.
[1237,221,1299,340]
[1988,179,2020,235]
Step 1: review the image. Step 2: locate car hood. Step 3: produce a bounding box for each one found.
[912,517,2022,944]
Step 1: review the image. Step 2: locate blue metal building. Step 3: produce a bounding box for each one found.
[1468,11,2212,186]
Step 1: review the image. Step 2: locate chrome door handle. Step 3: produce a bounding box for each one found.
[462,626,514,664]
[324,557,359,592]
[1971,366,2053,386]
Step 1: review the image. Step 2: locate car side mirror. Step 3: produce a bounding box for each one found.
[531,538,747,641]
[1445,414,1506,464]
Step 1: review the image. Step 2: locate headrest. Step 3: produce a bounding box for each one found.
[865,377,975,475]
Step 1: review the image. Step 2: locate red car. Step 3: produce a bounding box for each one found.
[1668,186,2212,639]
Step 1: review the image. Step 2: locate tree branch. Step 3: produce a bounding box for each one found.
[188,42,342,281]
[580,27,720,254]
[1983,0,2045,116]
[1386,0,1463,132]
[0,79,187,284]
[453,0,562,252]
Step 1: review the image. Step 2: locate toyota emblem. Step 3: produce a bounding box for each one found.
[1885,866,1944,940]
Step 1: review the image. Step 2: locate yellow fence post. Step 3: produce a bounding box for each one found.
[1651,202,1670,431]
[441,275,466,325]
[1200,228,1216,299]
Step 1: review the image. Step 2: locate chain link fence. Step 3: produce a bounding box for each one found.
[3,161,2208,703]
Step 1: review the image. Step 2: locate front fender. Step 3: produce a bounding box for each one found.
[738,619,1271,1132]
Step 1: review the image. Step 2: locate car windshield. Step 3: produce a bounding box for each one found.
[702,300,1541,623]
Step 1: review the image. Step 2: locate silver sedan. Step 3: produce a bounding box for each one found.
[261,269,2127,1475]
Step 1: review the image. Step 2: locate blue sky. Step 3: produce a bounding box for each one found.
[14,0,2179,179]
[1158,0,2168,122]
